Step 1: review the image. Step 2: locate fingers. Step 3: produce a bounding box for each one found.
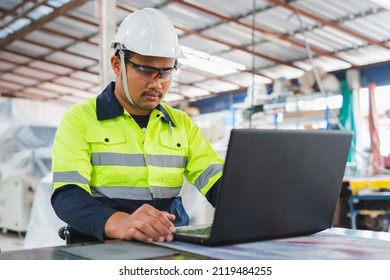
[104,205,177,244]
[127,227,153,243]
[132,205,175,241]
[163,211,176,223]
[130,219,172,243]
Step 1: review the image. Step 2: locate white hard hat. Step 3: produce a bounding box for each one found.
[110,8,182,58]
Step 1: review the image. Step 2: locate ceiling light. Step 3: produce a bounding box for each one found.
[179,46,246,76]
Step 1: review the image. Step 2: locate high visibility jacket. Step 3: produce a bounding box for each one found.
[52,82,224,230]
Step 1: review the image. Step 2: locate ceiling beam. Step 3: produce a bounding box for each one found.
[0,0,48,29]
[0,64,97,94]
[3,48,98,76]
[0,0,31,21]
[268,0,390,50]
[0,0,90,49]
[0,54,98,86]
[21,37,99,64]
[40,26,99,47]
[170,0,357,66]
[175,25,302,71]
[170,0,327,56]
[0,82,67,101]
[116,4,261,86]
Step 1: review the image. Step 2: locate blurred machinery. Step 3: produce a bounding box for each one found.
[350,196,390,232]
[0,177,34,233]
[0,125,57,233]
[348,178,390,232]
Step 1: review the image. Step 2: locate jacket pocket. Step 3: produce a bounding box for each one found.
[159,133,189,155]
[86,129,126,146]
[86,128,127,184]
[157,133,188,186]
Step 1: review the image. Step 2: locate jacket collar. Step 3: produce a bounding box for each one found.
[96,82,175,127]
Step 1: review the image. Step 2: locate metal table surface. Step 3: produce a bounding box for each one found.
[1,228,390,260]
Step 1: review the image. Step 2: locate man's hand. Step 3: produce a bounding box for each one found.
[103,204,176,243]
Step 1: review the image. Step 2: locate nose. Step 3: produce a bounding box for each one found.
[148,77,163,90]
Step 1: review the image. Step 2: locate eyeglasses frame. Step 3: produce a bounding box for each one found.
[124,59,178,82]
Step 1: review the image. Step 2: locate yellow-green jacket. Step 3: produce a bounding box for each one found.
[51,82,224,240]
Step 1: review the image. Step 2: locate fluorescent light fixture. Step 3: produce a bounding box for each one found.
[179,46,246,76]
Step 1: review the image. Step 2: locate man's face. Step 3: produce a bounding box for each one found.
[114,53,176,115]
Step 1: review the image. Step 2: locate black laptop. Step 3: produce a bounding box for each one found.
[174,128,353,246]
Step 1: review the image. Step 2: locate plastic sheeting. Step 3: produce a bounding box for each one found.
[23,172,66,249]
[0,99,62,183]
[0,99,61,233]
[0,125,56,183]
[0,122,57,187]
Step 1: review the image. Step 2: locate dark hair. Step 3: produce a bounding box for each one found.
[115,49,134,60]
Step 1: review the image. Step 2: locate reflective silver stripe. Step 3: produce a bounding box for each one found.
[91,186,152,200]
[53,171,89,184]
[146,154,187,168]
[91,152,187,168]
[91,186,181,200]
[150,186,182,199]
[91,153,145,166]
[194,164,224,190]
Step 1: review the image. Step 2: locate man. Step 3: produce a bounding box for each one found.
[51,8,224,244]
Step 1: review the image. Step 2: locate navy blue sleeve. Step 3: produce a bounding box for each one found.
[51,185,116,241]
[205,178,221,207]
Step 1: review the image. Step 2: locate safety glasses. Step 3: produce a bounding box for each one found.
[125,59,177,82]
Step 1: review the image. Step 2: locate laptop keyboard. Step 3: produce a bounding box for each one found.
[175,225,211,238]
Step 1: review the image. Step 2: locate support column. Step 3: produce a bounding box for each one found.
[98,0,116,89]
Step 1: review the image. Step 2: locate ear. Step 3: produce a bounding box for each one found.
[111,55,121,75]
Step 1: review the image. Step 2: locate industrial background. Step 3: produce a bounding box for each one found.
[1,0,390,252]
